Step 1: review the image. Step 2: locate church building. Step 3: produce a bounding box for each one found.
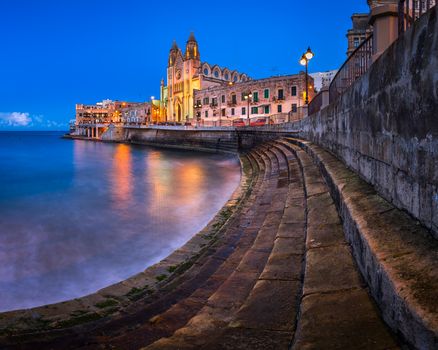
[162,33,250,123]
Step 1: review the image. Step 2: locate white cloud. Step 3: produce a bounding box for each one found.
[0,112,68,129]
[0,112,32,126]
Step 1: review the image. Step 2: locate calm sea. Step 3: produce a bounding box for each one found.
[0,131,240,312]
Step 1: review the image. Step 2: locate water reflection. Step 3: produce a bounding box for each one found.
[110,144,133,212]
[0,134,240,312]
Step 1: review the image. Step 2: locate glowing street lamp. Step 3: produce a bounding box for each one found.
[150,96,155,125]
[244,92,253,125]
[299,47,314,105]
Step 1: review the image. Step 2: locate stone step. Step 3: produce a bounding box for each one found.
[285,137,438,350]
[278,139,400,349]
[217,146,306,349]
[143,147,291,349]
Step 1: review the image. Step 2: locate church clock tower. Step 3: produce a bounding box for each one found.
[166,33,201,122]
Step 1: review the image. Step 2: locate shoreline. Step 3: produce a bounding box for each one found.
[0,144,254,337]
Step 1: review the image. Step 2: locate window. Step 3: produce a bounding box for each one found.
[353,37,360,48]
[212,97,218,106]
[231,108,235,116]
[205,111,208,118]
[203,97,210,105]
[264,105,270,114]
[264,89,269,99]
[291,86,297,96]
[242,107,246,115]
[221,109,226,116]
[224,73,229,80]
[231,94,237,104]
[251,107,258,114]
[196,99,201,107]
[221,95,225,103]
[204,68,209,75]
[278,89,284,100]
[233,75,238,82]
[241,92,246,102]
[214,70,219,78]
[277,105,282,113]
[253,91,259,102]
[291,104,298,113]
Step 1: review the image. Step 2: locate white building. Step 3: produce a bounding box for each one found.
[310,70,338,92]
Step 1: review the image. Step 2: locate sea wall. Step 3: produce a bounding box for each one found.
[123,127,239,153]
[289,6,438,237]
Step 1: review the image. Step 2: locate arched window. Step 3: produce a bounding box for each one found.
[233,75,238,82]
[224,73,229,80]
[204,68,209,75]
[214,70,219,78]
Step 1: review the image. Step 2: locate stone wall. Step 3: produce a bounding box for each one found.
[122,127,239,153]
[290,6,438,237]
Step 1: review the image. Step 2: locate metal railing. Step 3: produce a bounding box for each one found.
[399,0,436,34]
[329,34,373,102]
[308,91,323,115]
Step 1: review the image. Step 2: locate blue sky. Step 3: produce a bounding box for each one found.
[0,0,369,130]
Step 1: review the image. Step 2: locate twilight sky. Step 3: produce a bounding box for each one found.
[0,0,369,130]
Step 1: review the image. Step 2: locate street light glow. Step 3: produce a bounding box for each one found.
[305,47,314,60]
[300,57,307,66]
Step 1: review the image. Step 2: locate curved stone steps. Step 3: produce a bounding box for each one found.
[275,139,399,350]
[142,146,293,349]
[284,138,438,350]
[214,144,306,349]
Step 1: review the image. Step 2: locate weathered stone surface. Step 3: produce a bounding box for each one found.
[293,289,399,350]
[291,139,438,349]
[303,245,363,296]
[259,252,302,281]
[277,222,306,238]
[282,205,306,224]
[213,328,293,350]
[306,223,345,249]
[230,279,301,331]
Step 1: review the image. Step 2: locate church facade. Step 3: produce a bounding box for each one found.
[162,33,250,123]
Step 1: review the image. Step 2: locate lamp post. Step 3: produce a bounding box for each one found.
[244,92,253,126]
[299,47,314,105]
[150,96,155,126]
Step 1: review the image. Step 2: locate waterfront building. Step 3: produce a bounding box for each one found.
[120,102,151,125]
[310,70,338,92]
[75,100,144,125]
[162,32,313,125]
[193,73,313,126]
[163,32,250,123]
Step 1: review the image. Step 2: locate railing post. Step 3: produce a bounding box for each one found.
[369,0,400,61]
[399,0,406,34]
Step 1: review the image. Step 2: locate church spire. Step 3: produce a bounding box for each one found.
[168,40,179,67]
[185,32,200,61]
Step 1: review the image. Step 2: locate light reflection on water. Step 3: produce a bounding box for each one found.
[0,132,240,312]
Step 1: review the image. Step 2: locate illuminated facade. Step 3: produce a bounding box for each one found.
[163,33,250,123]
[75,100,144,125]
[194,74,313,126]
